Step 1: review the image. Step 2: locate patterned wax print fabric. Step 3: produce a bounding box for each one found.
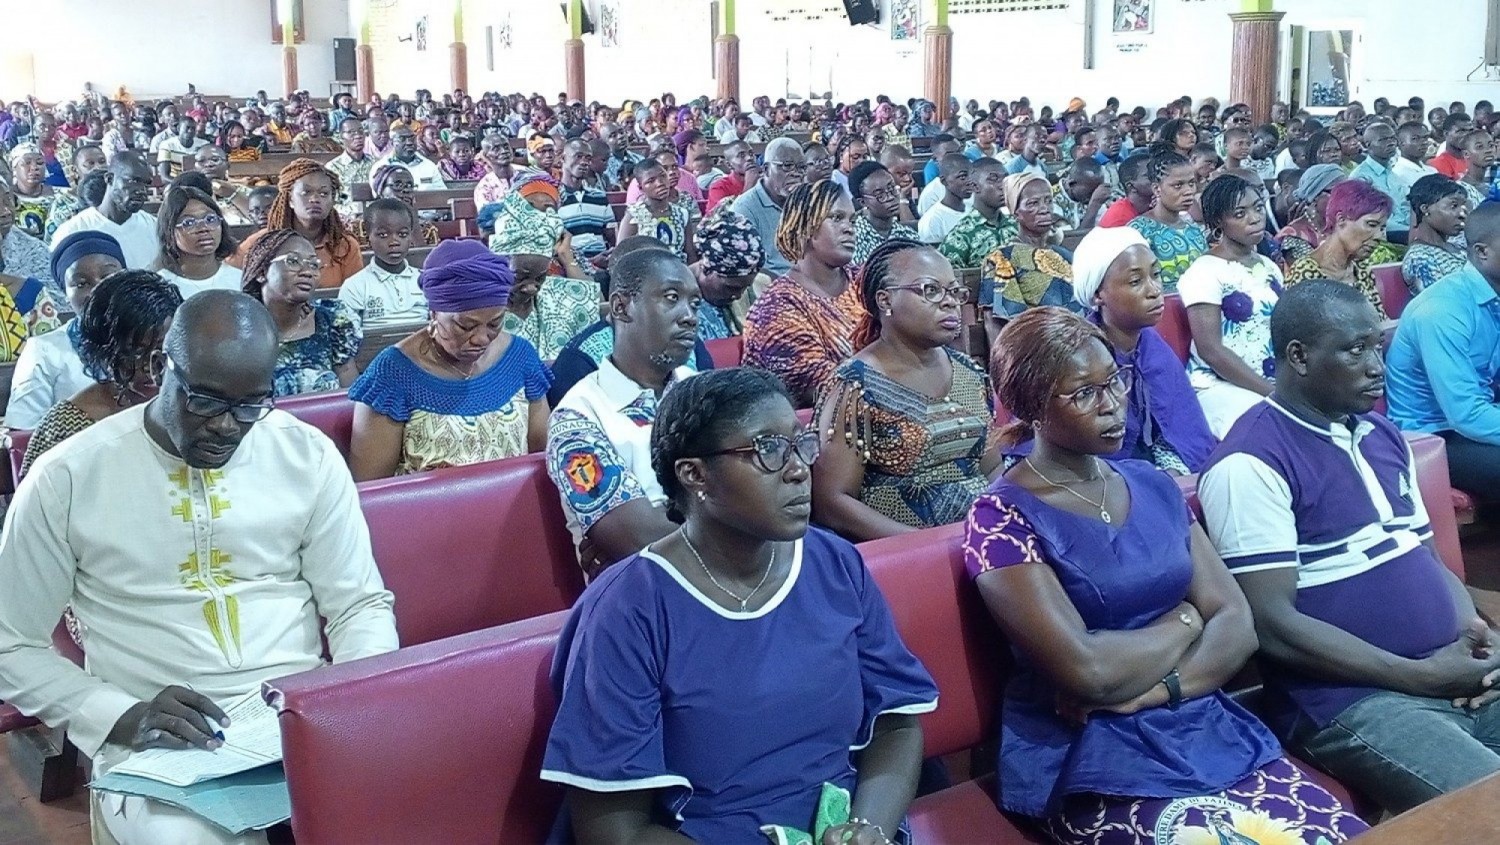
[1128,216,1209,294]
[815,348,993,529]
[272,299,361,397]
[1285,255,1382,314]
[1401,243,1467,296]
[742,271,864,409]
[984,244,1080,319]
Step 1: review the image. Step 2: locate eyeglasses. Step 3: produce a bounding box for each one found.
[885,282,970,305]
[867,185,901,201]
[167,358,275,423]
[768,160,807,173]
[1056,367,1134,411]
[701,430,821,474]
[272,253,325,272]
[174,214,222,231]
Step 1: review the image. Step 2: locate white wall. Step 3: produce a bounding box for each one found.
[6,0,1496,112]
[1,0,352,102]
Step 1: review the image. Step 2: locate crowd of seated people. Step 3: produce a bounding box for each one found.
[1,83,1500,844]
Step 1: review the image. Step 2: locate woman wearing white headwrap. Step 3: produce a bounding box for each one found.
[1072,227,1218,474]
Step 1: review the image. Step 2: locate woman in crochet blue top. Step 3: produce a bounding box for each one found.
[348,239,552,480]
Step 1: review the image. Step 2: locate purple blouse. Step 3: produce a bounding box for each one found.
[963,460,1280,816]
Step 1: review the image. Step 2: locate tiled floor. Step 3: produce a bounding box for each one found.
[0,739,89,845]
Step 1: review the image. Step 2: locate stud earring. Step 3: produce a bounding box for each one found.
[696,491,707,502]
[883,308,892,316]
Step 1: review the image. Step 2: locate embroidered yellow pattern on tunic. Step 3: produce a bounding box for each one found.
[170,465,241,664]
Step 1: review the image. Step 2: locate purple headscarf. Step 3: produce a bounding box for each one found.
[418,239,515,313]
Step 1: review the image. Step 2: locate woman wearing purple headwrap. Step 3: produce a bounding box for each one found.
[348,238,554,480]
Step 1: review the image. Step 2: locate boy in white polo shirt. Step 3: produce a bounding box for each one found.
[338,199,425,329]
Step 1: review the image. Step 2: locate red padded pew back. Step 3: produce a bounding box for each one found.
[1372,262,1410,320]
[270,612,569,844]
[705,335,743,368]
[358,454,583,646]
[276,391,355,458]
[860,523,1004,758]
[1406,432,1466,580]
[1157,294,1191,364]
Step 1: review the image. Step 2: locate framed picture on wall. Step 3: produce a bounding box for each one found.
[892,0,920,41]
[270,0,306,44]
[1112,0,1152,35]
[1300,28,1356,111]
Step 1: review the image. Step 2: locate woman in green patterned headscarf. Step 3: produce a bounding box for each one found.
[488,175,600,360]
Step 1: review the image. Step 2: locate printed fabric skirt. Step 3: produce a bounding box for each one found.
[1040,757,1370,845]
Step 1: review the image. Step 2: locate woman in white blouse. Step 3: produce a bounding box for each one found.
[6,231,124,429]
[151,181,244,298]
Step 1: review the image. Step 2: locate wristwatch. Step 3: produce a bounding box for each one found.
[1162,668,1183,710]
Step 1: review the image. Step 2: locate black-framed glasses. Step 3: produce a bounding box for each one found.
[867,185,901,201]
[1056,367,1134,412]
[767,160,807,173]
[885,282,970,305]
[167,358,276,423]
[702,430,820,473]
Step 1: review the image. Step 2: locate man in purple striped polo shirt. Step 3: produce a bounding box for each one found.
[1200,280,1500,815]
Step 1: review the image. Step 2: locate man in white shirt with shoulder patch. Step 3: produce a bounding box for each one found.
[547,249,702,580]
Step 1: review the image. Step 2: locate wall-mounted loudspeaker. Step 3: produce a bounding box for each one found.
[842,0,879,26]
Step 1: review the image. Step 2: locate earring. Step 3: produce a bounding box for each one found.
[696,491,707,502]
[883,308,892,316]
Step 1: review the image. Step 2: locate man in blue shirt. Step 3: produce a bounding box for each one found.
[1350,122,1412,240]
[1386,201,1500,497]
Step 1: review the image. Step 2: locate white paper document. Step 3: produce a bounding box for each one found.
[107,689,282,787]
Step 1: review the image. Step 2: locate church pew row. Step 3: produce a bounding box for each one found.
[263,435,1490,842]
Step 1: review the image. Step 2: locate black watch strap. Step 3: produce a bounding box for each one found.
[1163,668,1183,710]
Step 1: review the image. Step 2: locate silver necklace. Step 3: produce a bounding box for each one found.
[1024,456,1112,524]
[682,530,777,612]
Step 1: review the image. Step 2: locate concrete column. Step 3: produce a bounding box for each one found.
[923,27,953,122]
[715,0,739,102]
[923,0,951,120]
[280,4,298,96]
[1228,10,1286,122]
[565,40,586,102]
[355,0,375,102]
[450,0,468,92]
[565,0,586,102]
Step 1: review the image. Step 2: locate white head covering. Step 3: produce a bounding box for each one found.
[1071,226,1151,309]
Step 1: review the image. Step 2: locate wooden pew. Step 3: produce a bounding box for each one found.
[228,151,340,181]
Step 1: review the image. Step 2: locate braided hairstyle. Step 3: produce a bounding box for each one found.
[991,306,1110,447]
[1146,148,1190,185]
[775,179,846,263]
[265,158,353,264]
[76,270,184,393]
[240,228,308,300]
[650,367,793,523]
[851,237,928,350]
[1198,173,1256,242]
